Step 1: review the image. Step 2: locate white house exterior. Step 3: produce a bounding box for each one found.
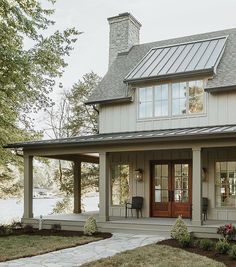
[5,13,236,235]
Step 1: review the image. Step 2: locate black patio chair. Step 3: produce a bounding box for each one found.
[125,196,143,218]
[202,197,208,221]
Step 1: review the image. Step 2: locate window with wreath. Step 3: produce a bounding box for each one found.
[215,162,236,207]
[111,164,130,205]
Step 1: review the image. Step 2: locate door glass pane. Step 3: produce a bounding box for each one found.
[155,190,161,202]
[162,176,168,189]
[162,190,168,202]
[174,164,189,203]
[154,164,168,203]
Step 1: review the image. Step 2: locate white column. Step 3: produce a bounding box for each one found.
[23,155,33,218]
[73,161,82,214]
[99,152,109,222]
[192,147,202,225]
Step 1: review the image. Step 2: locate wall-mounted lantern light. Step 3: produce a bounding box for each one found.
[202,167,207,181]
[135,168,143,182]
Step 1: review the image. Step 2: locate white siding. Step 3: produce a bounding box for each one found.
[99,90,236,133]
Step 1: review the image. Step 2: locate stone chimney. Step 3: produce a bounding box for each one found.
[107,12,142,67]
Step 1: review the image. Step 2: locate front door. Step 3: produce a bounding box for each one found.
[150,161,192,218]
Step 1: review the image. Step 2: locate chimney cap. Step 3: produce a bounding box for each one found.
[107,12,142,27]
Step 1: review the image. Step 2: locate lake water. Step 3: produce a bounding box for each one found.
[0,195,99,224]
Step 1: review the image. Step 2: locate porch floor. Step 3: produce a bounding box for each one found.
[36,212,234,227]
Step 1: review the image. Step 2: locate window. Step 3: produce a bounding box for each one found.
[111,164,130,205]
[215,162,236,207]
[139,87,153,118]
[154,84,168,117]
[138,79,205,119]
[172,82,187,115]
[189,80,204,114]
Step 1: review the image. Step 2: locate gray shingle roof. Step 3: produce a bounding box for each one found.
[87,28,236,104]
[5,125,236,149]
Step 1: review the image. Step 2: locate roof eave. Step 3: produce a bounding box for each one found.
[205,84,236,93]
[124,68,215,84]
[85,96,133,105]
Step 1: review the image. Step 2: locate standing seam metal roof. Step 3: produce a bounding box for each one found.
[86,28,236,104]
[124,36,227,83]
[4,125,236,148]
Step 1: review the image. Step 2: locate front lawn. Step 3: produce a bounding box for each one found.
[0,233,102,262]
[82,244,225,267]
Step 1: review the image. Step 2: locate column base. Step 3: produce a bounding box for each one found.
[73,209,82,214]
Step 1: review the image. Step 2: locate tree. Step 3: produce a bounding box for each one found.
[44,72,101,213]
[0,0,80,197]
[67,72,101,135]
[0,0,79,161]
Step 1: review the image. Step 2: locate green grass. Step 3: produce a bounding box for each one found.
[0,234,101,262]
[82,244,226,267]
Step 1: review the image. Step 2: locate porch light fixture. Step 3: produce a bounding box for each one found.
[135,168,143,182]
[202,167,208,181]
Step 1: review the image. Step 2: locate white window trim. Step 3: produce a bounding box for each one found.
[137,79,207,121]
[215,160,236,208]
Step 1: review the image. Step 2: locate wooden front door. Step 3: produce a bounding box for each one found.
[150,161,192,218]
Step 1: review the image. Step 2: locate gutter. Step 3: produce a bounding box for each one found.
[85,96,133,105]
[205,84,236,93]
[123,68,215,84]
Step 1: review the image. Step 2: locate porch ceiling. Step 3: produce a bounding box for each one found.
[4,124,236,150]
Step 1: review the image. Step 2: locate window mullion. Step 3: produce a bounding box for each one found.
[186,81,189,115]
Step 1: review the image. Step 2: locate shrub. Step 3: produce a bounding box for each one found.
[215,239,231,254]
[10,221,22,229]
[51,224,61,232]
[229,244,236,259]
[23,224,34,234]
[170,216,188,241]
[217,224,236,241]
[179,233,191,248]
[198,239,214,251]
[0,224,13,236]
[83,216,97,236]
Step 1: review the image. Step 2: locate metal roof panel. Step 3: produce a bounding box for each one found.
[124,37,227,83]
[4,124,236,149]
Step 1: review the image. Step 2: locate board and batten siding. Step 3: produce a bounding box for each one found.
[99,90,236,134]
[109,149,192,217]
[109,148,236,220]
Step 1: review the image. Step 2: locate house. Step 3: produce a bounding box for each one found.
[5,13,236,235]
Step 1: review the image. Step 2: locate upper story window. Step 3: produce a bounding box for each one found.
[138,80,205,119]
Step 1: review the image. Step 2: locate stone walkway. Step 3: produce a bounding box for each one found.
[0,233,166,267]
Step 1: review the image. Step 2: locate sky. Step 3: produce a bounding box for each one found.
[37,0,236,134]
[50,0,236,88]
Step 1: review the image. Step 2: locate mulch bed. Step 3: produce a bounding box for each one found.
[5,228,112,239]
[157,239,236,267]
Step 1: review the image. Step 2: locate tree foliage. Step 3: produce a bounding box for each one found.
[67,72,101,135]
[0,0,79,198]
[45,72,101,212]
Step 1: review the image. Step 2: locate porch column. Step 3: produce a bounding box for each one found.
[192,147,202,225]
[99,152,109,222]
[23,155,33,218]
[73,160,81,214]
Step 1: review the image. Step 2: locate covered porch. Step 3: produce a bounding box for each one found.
[5,125,236,236]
